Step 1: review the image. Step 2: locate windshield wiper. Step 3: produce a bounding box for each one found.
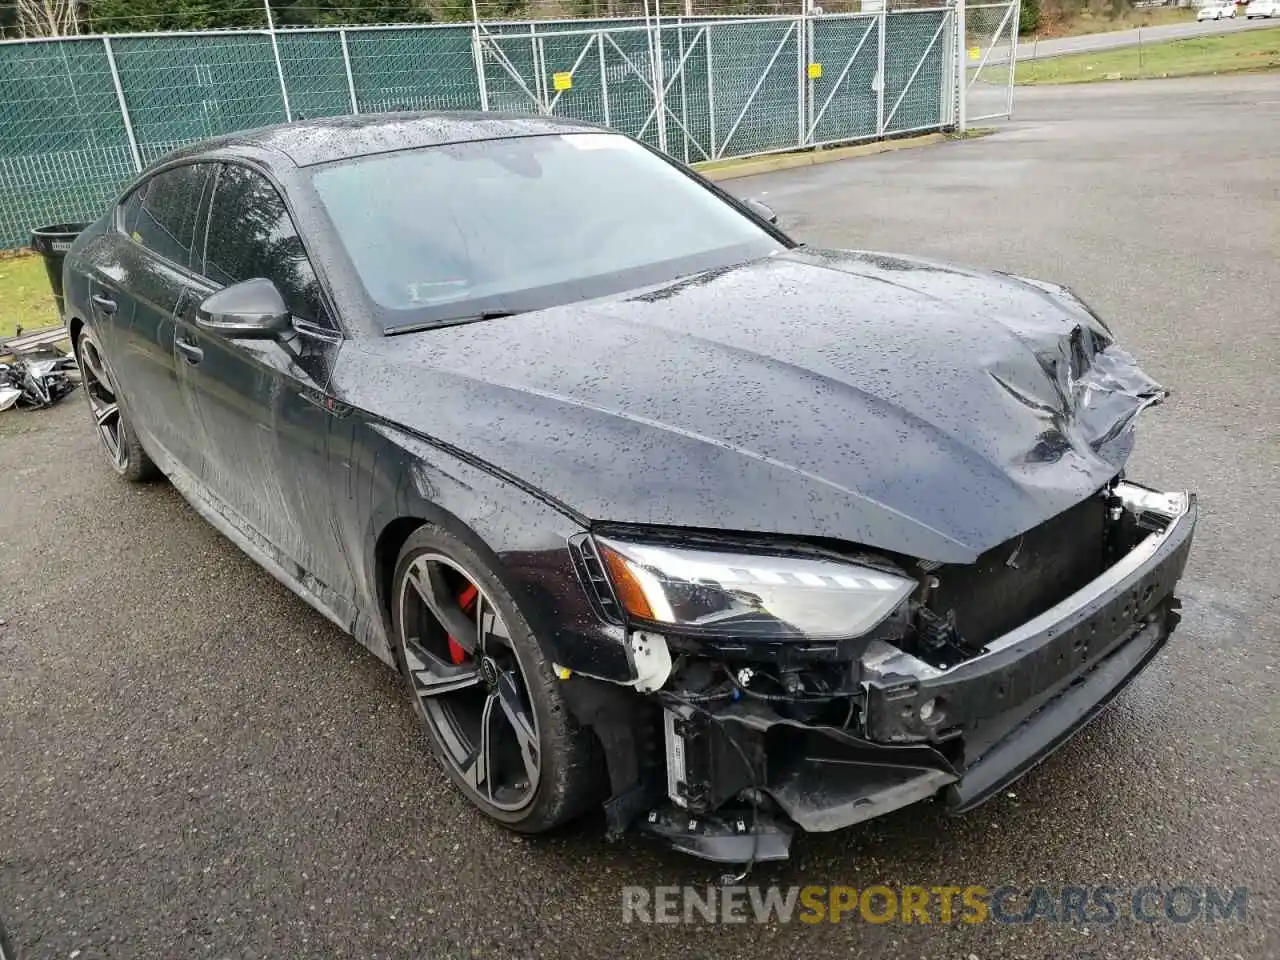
[386,310,521,335]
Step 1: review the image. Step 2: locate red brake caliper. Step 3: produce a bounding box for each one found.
[448,583,479,665]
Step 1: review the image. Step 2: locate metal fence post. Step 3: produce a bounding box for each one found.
[946,8,957,128]
[467,0,489,112]
[597,32,610,127]
[340,28,360,114]
[804,15,814,146]
[876,8,887,136]
[103,37,142,172]
[955,0,967,132]
[262,0,292,122]
[531,24,547,112]
[647,1,669,154]
[471,27,490,112]
[1007,3,1018,116]
[706,26,718,160]
[798,14,808,149]
[676,25,689,162]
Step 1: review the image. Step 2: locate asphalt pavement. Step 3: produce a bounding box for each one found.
[2,75,1278,959]
[1016,14,1279,60]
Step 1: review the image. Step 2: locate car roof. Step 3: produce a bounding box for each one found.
[159,111,605,169]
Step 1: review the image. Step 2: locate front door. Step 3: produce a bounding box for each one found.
[178,162,356,605]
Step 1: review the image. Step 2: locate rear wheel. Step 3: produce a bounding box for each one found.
[76,329,158,483]
[390,525,599,831]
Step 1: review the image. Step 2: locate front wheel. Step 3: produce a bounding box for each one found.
[390,524,600,832]
[75,329,158,483]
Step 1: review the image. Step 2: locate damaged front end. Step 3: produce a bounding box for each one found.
[533,282,1198,864]
[565,478,1195,864]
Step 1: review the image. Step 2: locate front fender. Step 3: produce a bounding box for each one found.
[343,416,637,683]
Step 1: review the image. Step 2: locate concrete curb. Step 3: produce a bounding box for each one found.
[695,133,948,182]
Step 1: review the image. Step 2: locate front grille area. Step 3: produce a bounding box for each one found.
[926,493,1109,649]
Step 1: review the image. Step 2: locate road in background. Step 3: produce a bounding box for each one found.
[989,14,1279,61]
[2,75,1278,959]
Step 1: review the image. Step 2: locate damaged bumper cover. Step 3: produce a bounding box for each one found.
[638,482,1195,862]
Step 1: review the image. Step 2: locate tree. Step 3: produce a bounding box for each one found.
[86,0,263,32]
[15,0,83,35]
[1019,0,1041,33]
[434,0,528,19]
[84,0,443,33]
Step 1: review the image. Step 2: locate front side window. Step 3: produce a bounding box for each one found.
[200,164,328,326]
[126,164,210,267]
[117,181,148,236]
[310,133,785,332]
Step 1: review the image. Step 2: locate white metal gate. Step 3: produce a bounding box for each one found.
[806,14,881,149]
[475,23,708,160]
[472,8,965,166]
[881,8,954,135]
[962,0,1018,122]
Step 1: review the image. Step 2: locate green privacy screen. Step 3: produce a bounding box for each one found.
[0,39,137,247]
[0,12,952,248]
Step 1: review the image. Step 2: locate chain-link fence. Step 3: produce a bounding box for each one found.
[961,0,1018,123]
[0,7,985,248]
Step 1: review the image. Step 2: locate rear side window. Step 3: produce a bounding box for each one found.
[200,163,329,326]
[128,164,210,267]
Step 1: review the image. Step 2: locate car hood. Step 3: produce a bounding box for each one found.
[340,248,1166,563]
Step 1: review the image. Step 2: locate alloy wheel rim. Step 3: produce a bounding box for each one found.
[78,338,127,471]
[398,553,541,812]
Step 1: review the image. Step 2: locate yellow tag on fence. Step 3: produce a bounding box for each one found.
[968,46,981,60]
[553,71,573,91]
[807,62,823,79]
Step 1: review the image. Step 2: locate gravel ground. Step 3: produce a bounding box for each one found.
[2,76,1277,959]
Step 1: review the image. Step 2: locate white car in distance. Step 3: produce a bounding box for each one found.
[1197,1,1237,18]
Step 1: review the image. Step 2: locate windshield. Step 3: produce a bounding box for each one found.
[310,133,785,331]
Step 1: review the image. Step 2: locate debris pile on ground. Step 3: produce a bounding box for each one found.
[0,337,79,412]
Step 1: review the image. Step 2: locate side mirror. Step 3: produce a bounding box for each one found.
[196,278,291,338]
[744,197,778,224]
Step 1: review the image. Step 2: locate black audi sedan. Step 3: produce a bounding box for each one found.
[63,113,1196,863]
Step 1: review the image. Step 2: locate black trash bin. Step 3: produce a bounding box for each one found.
[30,223,88,319]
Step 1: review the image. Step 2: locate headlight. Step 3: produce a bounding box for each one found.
[591,536,915,641]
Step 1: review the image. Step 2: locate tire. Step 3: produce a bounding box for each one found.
[75,328,159,483]
[390,523,600,832]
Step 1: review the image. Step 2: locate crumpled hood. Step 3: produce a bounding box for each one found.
[342,248,1166,563]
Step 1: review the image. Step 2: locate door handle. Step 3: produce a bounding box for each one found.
[90,293,117,315]
[175,336,203,364]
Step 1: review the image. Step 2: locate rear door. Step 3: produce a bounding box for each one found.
[97,163,214,476]
[178,161,356,603]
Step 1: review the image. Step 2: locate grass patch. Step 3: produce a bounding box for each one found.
[945,127,998,140]
[1017,25,1280,84]
[0,253,61,339]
